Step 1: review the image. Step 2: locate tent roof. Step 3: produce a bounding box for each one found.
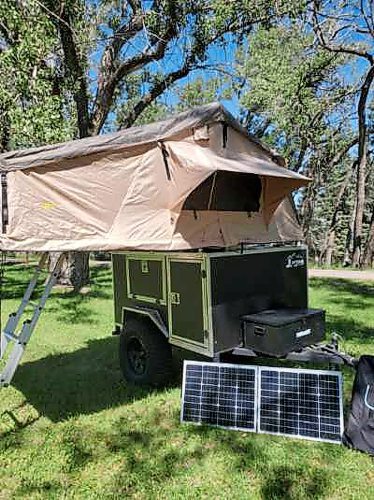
[0,102,284,172]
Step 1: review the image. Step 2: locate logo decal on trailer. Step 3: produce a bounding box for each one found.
[285,253,305,269]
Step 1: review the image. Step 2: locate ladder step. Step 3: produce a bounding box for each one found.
[2,331,19,342]
[28,301,42,310]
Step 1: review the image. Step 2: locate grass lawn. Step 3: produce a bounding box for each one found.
[0,263,373,499]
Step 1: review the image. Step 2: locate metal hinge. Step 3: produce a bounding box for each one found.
[170,292,180,305]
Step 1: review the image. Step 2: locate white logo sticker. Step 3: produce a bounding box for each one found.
[296,328,311,338]
[285,253,305,269]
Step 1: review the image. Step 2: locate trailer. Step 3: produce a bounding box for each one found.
[0,103,371,452]
[111,244,332,385]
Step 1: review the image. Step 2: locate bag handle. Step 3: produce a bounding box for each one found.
[364,385,374,410]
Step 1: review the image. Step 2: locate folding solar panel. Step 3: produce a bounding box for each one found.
[181,361,257,432]
[181,362,344,444]
[258,367,343,443]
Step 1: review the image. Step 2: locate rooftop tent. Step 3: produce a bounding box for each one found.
[0,103,309,252]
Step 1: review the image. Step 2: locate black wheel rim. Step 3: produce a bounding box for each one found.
[127,337,147,375]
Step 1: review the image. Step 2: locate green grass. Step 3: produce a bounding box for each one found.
[0,263,373,499]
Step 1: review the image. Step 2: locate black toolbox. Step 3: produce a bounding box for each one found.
[242,308,325,357]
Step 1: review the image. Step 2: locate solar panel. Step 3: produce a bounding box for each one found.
[181,361,257,432]
[258,367,343,443]
[181,362,343,444]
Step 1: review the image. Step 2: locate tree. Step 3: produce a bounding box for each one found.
[236,21,357,250]
[311,0,374,266]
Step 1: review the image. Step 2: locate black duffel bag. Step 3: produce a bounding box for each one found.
[343,355,374,455]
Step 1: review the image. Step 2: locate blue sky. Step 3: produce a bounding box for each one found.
[87,1,373,134]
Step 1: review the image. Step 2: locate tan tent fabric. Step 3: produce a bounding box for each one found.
[0,102,284,171]
[0,103,309,252]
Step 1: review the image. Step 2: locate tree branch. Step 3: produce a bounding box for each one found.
[311,1,374,63]
[90,19,178,134]
[330,137,359,168]
[46,2,90,138]
[118,63,196,129]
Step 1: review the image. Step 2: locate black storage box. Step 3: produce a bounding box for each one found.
[242,308,325,357]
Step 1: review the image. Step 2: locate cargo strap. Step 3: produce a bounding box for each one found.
[1,172,8,233]
[222,123,228,148]
[0,253,65,387]
[158,142,171,181]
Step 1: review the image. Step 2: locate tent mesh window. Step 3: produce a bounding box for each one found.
[183,172,262,213]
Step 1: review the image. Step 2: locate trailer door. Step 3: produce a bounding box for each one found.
[167,257,212,357]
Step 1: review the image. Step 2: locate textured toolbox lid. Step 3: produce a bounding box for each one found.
[242,308,324,327]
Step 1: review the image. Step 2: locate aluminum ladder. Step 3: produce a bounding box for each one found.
[0,253,65,387]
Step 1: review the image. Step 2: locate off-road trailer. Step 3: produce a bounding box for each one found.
[0,103,370,452]
[111,243,354,386]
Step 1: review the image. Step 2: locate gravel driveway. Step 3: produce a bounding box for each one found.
[309,268,374,281]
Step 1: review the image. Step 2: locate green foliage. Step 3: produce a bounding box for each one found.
[0,1,76,149]
[0,0,307,145]
[116,75,232,128]
[175,76,232,110]
[238,23,349,160]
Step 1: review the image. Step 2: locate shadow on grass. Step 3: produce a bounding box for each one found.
[260,464,329,500]
[310,277,373,343]
[0,263,113,301]
[309,277,373,300]
[326,316,373,344]
[1,264,113,327]
[12,336,167,422]
[105,424,331,499]
[46,293,101,325]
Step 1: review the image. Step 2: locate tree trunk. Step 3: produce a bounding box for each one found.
[362,206,374,268]
[65,253,90,291]
[324,230,335,266]
[352,148,367,266]
[0,104,10,153]
[51,252,90,291]
[344,198,357,266]
[320,160,356,265]
[352,63,374,266]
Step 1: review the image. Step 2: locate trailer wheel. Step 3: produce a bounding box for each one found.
[119,317,173,387]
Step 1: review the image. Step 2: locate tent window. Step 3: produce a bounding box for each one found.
[183,171,261,213]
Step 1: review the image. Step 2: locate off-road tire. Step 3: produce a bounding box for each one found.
[119,317,173,387]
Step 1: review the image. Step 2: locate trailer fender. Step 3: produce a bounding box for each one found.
[121,306,169,338]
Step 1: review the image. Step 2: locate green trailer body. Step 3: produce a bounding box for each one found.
[112,245,324,371]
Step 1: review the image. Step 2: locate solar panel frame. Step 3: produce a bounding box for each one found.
[257,366,344,444]
[181,360,258,433]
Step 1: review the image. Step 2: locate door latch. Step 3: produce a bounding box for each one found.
[141,261,149,273]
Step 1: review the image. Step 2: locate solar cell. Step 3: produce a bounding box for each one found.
[181,361,257,432]
[181,362,343,444]
[258,367,343,443]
